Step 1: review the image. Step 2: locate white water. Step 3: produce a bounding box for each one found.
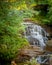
[23,22,50,64]
[23,22,48,49]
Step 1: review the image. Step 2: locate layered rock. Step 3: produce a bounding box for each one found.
[46,39,52,52]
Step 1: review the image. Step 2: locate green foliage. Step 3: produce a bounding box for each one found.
[0,0,29,61]
[17,58,39,65]
[30,0,52,25]
[23,58,39,65]
[0,0,52,63]
[46,5,52,25]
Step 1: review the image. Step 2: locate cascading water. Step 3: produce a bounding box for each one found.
[22,22,51,65]
[23,22,48,49]
[22,22,50,64]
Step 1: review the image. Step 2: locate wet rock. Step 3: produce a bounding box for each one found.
[13,45,45,63]
[49,57,52,65]
[46,39,52,52]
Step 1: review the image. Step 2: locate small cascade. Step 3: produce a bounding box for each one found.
[22,22,51,65]
[23,22,48,49]
[22,22,50,65]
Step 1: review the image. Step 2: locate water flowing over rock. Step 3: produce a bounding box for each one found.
[23,22,48,49]
[22,22,52,65]
[14,22,51,65]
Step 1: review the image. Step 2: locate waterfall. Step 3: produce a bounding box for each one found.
[22,22,50,64]
[36,55,49,64]
[23,22,49,49]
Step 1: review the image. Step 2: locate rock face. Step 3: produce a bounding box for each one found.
[50,57,52,65]
[19,46,44,58]
[13,45,45,63]
[42,25,52,38]
[46,39,52,52]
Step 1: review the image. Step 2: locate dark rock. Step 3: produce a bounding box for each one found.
[46,39,52,52]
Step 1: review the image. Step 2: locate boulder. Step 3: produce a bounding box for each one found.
[13,45,45,63]
[46,39,52,52]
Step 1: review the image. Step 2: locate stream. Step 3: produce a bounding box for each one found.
[23,22,51,65]
[23,22,49,48]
